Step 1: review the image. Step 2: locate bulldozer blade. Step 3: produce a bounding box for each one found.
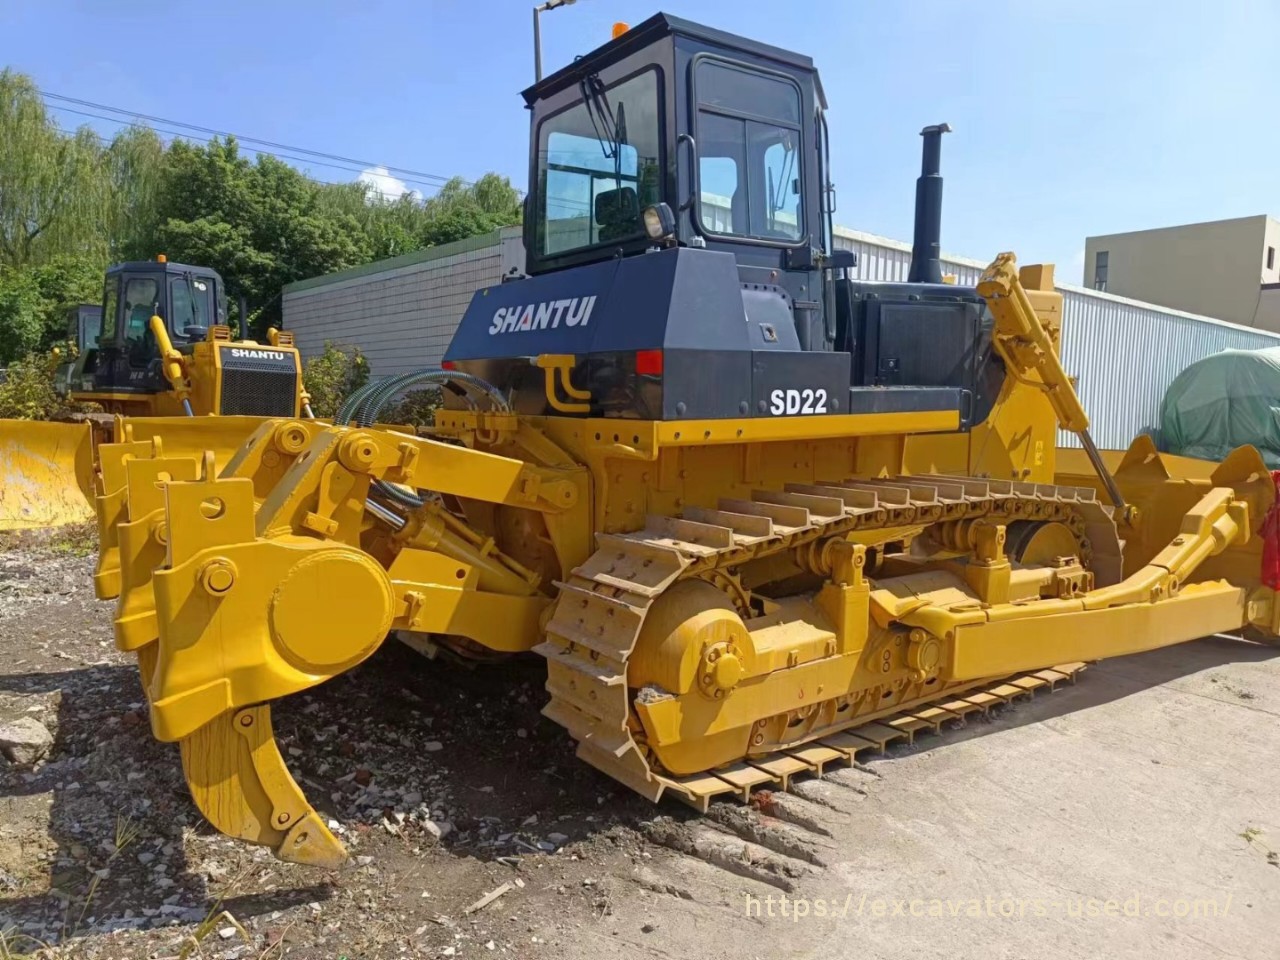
[179,704,347,868]
[0,420,96,530]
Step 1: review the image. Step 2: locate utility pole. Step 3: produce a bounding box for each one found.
[533,0,578,82]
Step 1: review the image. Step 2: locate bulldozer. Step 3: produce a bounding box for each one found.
[88,13,1280,868]
[0,256,310,530]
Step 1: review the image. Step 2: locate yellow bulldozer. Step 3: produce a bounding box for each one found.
[85,13,1280,868]
[0,256,310,530]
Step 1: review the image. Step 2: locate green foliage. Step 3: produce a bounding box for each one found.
[0,345,97,419]
[382,387,442,427]
[0,255,100,365]
[304,341,370,418]
[418,174,523,247]
[317,172,523,259]
[138,139,372,334]
[0,70,108,268]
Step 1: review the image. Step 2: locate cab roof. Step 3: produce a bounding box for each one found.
[105,261,221,277]
[522,11,826,108]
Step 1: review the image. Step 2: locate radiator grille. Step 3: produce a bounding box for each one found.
[219,355,297,416]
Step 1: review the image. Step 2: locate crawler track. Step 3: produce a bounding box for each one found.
[536,474,1117,809]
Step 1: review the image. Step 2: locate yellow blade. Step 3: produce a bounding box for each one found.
[0,419,95,529]
[179,705,346,868]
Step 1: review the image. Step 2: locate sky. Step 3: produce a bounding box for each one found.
[2,0,1277,283]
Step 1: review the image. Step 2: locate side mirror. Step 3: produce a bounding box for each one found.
[184,326,209,340]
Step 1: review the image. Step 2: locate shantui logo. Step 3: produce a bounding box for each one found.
[228,347,289,360]
[488,296,597,335]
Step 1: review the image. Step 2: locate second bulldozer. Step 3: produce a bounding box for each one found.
[0,256,310,529]
[91,13,1280,868]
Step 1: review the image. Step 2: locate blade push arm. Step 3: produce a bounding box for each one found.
[977,252,1130,519]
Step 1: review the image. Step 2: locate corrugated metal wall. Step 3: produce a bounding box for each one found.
[285,224,1280,450]
[833,227,1280,448]
[1056,283,1280,448]
[833,226,985,285]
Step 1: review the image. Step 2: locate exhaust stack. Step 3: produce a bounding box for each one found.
[907,123,952,284]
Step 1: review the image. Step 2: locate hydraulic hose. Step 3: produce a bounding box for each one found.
[336,368,509,510]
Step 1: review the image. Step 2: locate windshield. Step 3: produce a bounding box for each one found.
[696,60,804,242]
[535,68,662,257]
[169,274,215,338]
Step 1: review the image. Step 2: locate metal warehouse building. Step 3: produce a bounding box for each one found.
[283,224,1280,449]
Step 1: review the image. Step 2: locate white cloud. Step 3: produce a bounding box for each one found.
[358,165,422,203]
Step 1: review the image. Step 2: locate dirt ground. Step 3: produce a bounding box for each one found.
[1,527,1277,959]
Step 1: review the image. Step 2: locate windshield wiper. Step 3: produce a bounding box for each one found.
[580,74,619,160]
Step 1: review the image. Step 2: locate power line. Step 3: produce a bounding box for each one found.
[45,103,454,193]
[40,89,466,188]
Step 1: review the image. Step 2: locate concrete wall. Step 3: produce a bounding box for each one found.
[281,226,523,377]
[1258,285,1280,333]
[1083,216,1273,327]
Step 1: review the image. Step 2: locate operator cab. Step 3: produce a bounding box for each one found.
[83,260,226,396]
[525,14,830,342]
[446,13,999,426]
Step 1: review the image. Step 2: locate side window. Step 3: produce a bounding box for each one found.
[761,137,800,238]
[699,116,744,233]
[100,280,119,344]
[122,278,160,360]
[169,276,195,336]
[695,59,804,242]
[79,309,102,352]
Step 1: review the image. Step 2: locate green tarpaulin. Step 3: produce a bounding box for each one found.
[1161,347,1280,466]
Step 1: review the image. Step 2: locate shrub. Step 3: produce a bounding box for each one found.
[304,341,370,418]
[0,345,98,420]
[382,387,442,428]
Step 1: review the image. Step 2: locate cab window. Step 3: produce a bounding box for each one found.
[695,60,804,242]
[169,275,213,337]
[100,279,119,344]
[536,68,663,257]
[122,277,160,361]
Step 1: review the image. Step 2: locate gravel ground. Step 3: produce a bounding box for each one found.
[3,526,1278,960]
[0,527,671,959]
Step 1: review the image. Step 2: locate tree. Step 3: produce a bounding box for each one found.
[0,255,101,365]
[104,125,165,261]
[417,174,522,246]
[0,70,111,269]
[146,138,372,333]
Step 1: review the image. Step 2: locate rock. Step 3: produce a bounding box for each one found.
[442,948,456,957]
[423,819,454,841]
[403,791,423,806]
[546,832,568,844]
[424,741,444,753]
[218,927,236,939]
[641,923,657,933]
[0,717,53,765]
[354,768,373,786]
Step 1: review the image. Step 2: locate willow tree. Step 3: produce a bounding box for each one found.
[0,70,110,268]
